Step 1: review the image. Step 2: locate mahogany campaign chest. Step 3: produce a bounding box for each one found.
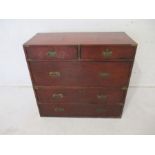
[23,32,137,118]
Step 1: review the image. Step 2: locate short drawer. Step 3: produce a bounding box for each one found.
[30,61,132,87]
[35,87,125,105]
[81,45,136,60]
[25,46,78,60]
[38,104,123,117]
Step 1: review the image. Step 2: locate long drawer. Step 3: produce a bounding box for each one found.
[35,87,125,105]
[38,103,123,117]
[30,61,132,87]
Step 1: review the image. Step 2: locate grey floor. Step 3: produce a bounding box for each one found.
[0,86,155,134]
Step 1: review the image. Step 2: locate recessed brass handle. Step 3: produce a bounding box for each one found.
[96,108,105,113]
[49,72,60,78]
[47,50,56,57]
[52,93,64,99]
[102,48,112,58]
[99,72,110,79]
[54,107,64,112]
[97,95,107,100]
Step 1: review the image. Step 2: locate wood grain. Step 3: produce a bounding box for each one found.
[26,45,78,60]
[38,103,123,117]
[81,45,136,60]
[29,61,132,87]
[23,32,137,118]
[24,32,137,46]
[35,87,125,105]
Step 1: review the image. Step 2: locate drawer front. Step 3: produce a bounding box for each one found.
[36,87,124,105]
[81,45,136,60]
[38,104,123,117]
[30,62,132,87]
[26,46,78,60]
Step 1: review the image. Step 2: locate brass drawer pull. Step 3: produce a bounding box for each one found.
[96,108,105,113]
[54,107,64,112]
[97,95,107,100]
[102,48,112,58]
[47,50,56,57]
[99,72,110,78]
[49,72,60,78]
[52,93,64,99]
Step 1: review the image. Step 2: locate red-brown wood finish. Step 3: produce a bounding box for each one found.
[26,46,78,60]
[24,32,137,46]
[81,45,136,60]
[35,87,125,105]
[23,32,137,118]
[30,61,132,87]
[38,104,123,117]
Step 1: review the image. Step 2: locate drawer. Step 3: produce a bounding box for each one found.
[25,46,78,60]
[30,62,132,87]
[81,45,136,60]
[38,104,123,117]
[35,87,124,105]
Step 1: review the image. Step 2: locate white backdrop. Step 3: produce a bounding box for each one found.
[0,19,155,87]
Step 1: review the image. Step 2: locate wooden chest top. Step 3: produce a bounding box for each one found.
[24,32,137,46]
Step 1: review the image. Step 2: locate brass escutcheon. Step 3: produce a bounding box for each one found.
[54,107,64,112]
[96,108,105,113]
[99,72,110,78]
[97,94,107,100]
[47,50,56,57]
[49,72,60,78]
[52,93,64,99]
[102,48,112,58]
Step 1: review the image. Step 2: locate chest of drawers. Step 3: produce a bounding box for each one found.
[23,32,137,118]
